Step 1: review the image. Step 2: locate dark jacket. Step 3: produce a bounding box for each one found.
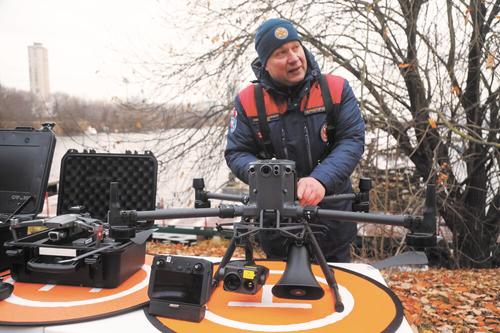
[225,47,365,200]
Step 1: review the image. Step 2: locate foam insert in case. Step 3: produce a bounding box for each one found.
[57,149,158,221]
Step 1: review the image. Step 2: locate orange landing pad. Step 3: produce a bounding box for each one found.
[146,261,403,333]
[0,255,152,326]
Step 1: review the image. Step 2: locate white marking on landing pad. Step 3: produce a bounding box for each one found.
[39,284,56,291]
[5,264,151,307]
[89,288,102,293]
[228,285,312,308]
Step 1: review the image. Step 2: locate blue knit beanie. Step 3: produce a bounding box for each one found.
[255,18,300,66]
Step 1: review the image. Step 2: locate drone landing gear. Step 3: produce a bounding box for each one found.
[211,221,344,312]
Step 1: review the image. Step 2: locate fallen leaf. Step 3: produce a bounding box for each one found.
[451,85,462,95]
[486,53,495,69]
[483,302,498,314]
[428,117,438,128]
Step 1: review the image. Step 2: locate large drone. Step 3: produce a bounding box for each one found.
[117,159,437,312]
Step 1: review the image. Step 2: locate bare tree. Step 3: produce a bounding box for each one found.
[139,0,499,267]
[0,85,35,124]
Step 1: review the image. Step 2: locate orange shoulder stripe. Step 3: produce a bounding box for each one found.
[239,75,344,118]
[239,84,286,118]
[303,75,344,111]
[238,85,255,117]
[326,74,344,103]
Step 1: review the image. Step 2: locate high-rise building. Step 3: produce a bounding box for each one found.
[28,42,50,100]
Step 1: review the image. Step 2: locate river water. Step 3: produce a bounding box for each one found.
[43,129,236,227]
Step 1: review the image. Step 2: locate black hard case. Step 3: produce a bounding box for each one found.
[0,125,56,271]
[5,149,158,287]
[6,232,146,288]
[57,149,158,221]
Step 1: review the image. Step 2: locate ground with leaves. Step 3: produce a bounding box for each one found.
[147,240,499,333]
[381,269,499,332]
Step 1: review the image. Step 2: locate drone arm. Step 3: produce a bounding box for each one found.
[316,209,414,228]
[321,193,357,204]
[321,177,371,209]
[120,205,245,223]
[10,216,85,232]
[9,218,46,229]
[193,178,249,206]
[206,192,249,204]
[298,197,436,247]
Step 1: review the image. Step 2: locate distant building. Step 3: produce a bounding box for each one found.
[28,42,50,100]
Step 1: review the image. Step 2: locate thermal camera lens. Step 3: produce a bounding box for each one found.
[223,273,241,291]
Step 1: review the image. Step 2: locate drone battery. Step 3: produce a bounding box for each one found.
[148,300,206,323]
[0,125,56,271]
[72,237,93,246]
[147,255,213,322]
[57,149,158,222]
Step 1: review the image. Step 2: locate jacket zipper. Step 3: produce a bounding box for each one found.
[281,127,289,159]
[303,123,314,170]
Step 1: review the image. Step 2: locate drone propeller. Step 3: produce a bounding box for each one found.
[372,251,428,270]
[130,228,155,244]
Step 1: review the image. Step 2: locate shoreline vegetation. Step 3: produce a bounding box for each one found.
[0,85,222,135]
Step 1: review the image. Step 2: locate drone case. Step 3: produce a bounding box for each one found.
[0,124,56,271]
[57,149,158,221]
[5,229,147,288]
[4,149,158,287]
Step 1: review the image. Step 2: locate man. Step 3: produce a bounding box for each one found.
[225,18,365,262]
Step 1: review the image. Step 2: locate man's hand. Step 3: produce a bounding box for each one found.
[297,177,325,206]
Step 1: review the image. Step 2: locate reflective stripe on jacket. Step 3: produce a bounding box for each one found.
[239,74,344,119]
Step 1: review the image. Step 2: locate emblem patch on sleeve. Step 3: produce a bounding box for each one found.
[229,108,238,133]
[320,122,328,143]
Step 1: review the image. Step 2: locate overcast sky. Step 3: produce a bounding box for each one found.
[0,0,181,101]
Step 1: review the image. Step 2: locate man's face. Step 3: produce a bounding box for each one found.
[265,41,307,87]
